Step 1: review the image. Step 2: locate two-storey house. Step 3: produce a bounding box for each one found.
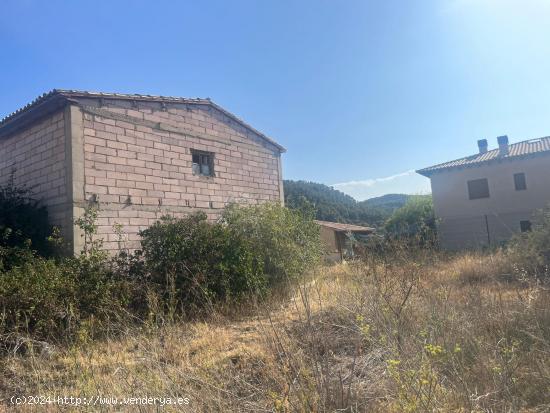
[417,135,550,249]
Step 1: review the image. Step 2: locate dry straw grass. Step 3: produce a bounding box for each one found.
[1,250,550,412]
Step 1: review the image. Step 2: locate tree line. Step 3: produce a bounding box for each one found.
[283,179,410,228]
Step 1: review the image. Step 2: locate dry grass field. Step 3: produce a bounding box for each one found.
[2,250,550,412]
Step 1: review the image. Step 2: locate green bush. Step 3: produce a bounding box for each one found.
[0,244,35,272]
[0,205,130,345]
[139,211,265,314]
[384,195,437,246]
[0,200,322,344]
[222,202,322,284]
[138,203,321,315]
[509,205,550,276]
[0,253,129,343]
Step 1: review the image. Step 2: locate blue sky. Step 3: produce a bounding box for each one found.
[2,0,550,200]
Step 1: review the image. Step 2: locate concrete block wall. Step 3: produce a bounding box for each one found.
[0,110,70,234]
[78,100,283,251]
[437,211,534,250]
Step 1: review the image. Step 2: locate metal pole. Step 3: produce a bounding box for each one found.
[484,214,491,246]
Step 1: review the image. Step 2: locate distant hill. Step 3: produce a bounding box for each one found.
[283,180,407,228]
[361,193,411,210]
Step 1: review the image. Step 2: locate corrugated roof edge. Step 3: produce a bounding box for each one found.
[417,136,550,177]
[315,220,375,232]
[0,89,286,152]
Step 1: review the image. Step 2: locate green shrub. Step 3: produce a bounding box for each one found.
[139,212,265,314]
[0,253,128,343]
[0,254,73,341]
[222,202,322,284]
[384,195,437,247]
[0,172,53,257]
[138,203,322,315]
[0,200,322,344]
[509,204,550,276]
[0,244,34,272]
[0,205,131,345]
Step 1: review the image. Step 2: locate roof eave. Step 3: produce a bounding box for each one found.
[0,92,69,138]
[205,100,286,153]
[340,229,375,234]
[315,220,375,233]
[417,150,550,177]
[57,90,286,152]
[0,90,287,152]
[415,169,433,178]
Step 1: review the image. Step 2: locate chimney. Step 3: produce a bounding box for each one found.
[477,139,488,154]
[497,135,509,155]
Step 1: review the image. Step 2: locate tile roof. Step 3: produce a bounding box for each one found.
[315,220,375,233]
[0,89,285,151]
[417,136,550,176]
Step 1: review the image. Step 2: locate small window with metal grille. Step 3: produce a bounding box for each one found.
[191,150,214,177]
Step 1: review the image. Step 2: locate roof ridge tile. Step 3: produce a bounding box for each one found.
[417,136,550,176]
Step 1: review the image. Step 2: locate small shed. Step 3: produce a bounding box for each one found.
[315,220,375,262]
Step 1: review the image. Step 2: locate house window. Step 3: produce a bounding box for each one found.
[520,220,532,232]
[191,150,214,177]
[514,173,527,191]
[467,178,490,200]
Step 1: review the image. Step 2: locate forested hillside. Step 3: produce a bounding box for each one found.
[362,193,411,209]
[283,180,410,227]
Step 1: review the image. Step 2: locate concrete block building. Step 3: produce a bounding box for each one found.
[0,90,285,253]
[417,136,550,249]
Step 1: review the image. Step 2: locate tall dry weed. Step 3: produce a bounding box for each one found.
[260,248,550,412]
[1,249,549,412]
